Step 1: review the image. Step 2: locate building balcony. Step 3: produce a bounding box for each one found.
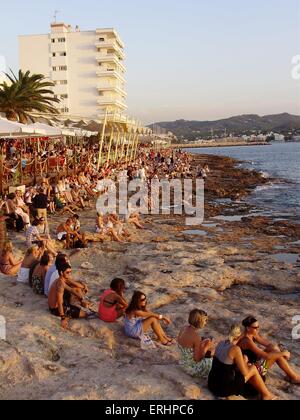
[97,98,128,110]
[97,85,127,97]
[96,69,126,83]
[95,41,125,60]
[96,54,126,72]
[96,29,125,49]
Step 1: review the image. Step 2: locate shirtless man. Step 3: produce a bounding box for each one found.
[56,218,82,249]
[48,263,89,329]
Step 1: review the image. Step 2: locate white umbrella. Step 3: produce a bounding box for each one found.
[0,117,24,134]
[25,122,62,136]
[61,128,76,137]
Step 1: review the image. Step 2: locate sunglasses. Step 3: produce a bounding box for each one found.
[140,297,147,302]
[251,326,260,330]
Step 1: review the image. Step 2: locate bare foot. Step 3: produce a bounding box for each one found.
[287,376,300,385]
[263,394,278,401]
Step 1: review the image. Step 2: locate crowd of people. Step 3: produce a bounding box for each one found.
[3,142,297,400]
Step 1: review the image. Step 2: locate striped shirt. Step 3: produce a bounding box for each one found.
[26,226,40,247]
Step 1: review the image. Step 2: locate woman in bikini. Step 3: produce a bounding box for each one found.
[98,278,128,323]
[0,241,23,276]
[238,316,300,384]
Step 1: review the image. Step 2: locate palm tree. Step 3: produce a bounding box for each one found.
[0,70,60,123]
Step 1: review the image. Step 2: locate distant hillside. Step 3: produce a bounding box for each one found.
[150,113,300,140]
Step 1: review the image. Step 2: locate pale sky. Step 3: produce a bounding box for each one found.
[0,0,299,124]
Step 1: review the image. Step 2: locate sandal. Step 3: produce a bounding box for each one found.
[161,341,173,347]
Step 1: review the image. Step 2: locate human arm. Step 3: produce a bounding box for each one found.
[254,333,273,348]
[240,338,289,362]
[134,310,171,325]
[8,252,23,266]
[230,346,251,378]
[193,337,215,362]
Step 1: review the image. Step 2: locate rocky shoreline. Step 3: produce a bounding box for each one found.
[0,153,299,400]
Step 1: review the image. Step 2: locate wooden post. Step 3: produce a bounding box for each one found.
[114,126,121,163]
[97,108,108,171]
[130,132,138,162]
[73,141,76,176]
[120,129,126,162]
[134,133,140,160]
[33,151,37,185]
[106,125,115,165]
[125,131,133,163]
[19,140,23,185]
[0,144,4,197]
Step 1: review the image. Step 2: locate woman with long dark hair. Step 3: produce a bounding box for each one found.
[31,252,53,295]
[98,278,128,323]
[124,291,174,346]
[238,316,300,384]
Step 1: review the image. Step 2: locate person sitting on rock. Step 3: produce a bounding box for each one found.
[124,291,174,346]
[178,309,215,379]
[44,253,69,297]
[48,263,89,330]
[98,278,128,323]
[17,245,41,284]
[208,325,277,400]
[31,252,53,295]
[0,241,23,276]
[238,316,300,385]
[56,218,82,249]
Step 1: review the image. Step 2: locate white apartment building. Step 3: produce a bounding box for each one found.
[19,23,127,120]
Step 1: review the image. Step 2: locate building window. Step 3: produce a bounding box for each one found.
[99,38,105,42]
[61,107,69,113]
[54,80,68,85]
[58,38,66,43]
[59,66,67,71]
[61,94,68,99]
[59,52,67,57]
[51,39,55,43]
[52,53,56,57]
[99,91,104,96]
[52,67,57,71]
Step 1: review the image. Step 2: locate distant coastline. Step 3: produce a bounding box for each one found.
[173,141,270,149]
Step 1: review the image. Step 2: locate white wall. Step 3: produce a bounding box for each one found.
[19,34,50,79]
[66,31,99,119]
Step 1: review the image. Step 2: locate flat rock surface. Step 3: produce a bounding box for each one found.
[0,154,299,400]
